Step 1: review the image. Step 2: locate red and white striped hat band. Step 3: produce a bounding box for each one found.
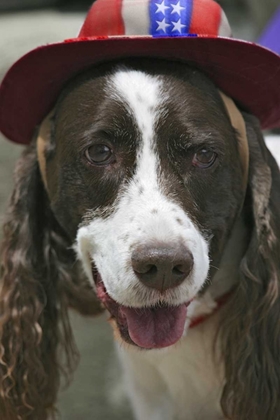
[79,0,232,39]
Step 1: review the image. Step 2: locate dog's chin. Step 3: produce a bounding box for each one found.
[92,267,191,350]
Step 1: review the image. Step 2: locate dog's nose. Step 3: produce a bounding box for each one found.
[131,244,193,292]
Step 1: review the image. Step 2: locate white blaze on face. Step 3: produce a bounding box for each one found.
[76,69,209,307]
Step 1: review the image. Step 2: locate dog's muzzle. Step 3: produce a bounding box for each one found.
[93,268,191,349]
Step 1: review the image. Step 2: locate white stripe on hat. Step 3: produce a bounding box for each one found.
[218,10,232,37]
[122,0,150,35]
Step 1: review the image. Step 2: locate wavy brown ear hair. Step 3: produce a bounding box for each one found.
[0,141,103,420]
[220,113,280,420]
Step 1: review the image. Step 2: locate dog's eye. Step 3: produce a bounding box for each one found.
[192,149,217,168]
[85,144,114,165]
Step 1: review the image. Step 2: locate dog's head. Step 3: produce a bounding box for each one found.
[38,59,246,349]
[1,59,279,420]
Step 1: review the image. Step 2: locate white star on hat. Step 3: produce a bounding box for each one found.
[172,18,186,33]
[171,1,185,15]
[156,17,171,33]
[155,0,170,14]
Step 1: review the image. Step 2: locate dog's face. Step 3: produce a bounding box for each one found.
[43,60,244,349]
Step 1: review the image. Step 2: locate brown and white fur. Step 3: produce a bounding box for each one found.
[0,59,279,420]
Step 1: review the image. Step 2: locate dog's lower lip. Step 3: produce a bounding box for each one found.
[92,267,190,349]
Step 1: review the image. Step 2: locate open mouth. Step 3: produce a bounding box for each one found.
[93,267,190,349]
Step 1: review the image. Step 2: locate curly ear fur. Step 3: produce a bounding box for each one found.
[220,114,280,420]
[0,142,103,420]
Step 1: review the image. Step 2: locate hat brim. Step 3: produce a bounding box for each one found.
[1,35,280,144]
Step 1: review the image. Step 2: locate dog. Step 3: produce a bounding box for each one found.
[1,0,280,418]
[0,57,280,420]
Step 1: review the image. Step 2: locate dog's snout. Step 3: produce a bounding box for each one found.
[131,244,193,292]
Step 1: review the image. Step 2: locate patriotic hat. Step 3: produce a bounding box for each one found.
[1,0,280,145]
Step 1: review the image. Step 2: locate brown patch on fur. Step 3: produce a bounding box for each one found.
[219,91,249,193]
[36,113,53,190]
[108,316,123,343]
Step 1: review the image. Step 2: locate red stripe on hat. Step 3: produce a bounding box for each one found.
[189,0,221,36]
[79,0,125,37]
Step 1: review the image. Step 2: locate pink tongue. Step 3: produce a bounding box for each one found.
[121,304,187,349]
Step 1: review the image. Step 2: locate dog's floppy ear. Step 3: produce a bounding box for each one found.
[0,122,103,419]
[220,113,280,420]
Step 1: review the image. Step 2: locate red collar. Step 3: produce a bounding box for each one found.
[189,290,234,329]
